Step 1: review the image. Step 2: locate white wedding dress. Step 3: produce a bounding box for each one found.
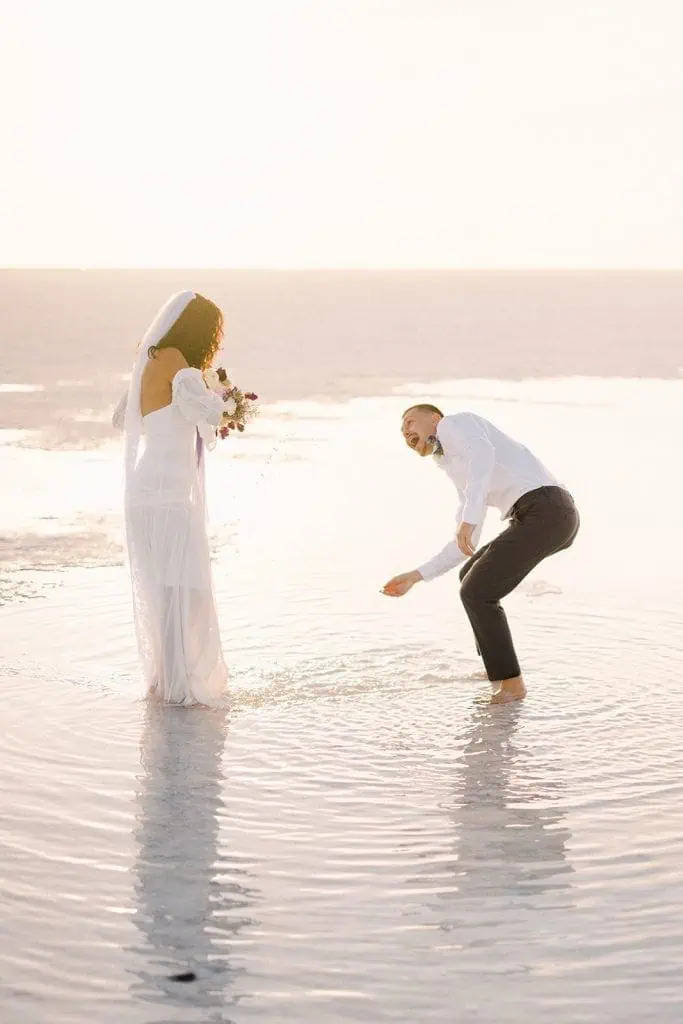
[123,366,228,706]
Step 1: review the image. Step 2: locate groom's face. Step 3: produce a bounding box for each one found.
[401,410,436,457]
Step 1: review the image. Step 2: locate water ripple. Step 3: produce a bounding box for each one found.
[1,646,683,1022]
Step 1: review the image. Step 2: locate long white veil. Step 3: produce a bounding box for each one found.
[123,290,196,499]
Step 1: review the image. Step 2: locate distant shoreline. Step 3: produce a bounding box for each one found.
[3,266,683,274]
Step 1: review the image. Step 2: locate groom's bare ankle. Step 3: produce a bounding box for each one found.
[490,675,526,704]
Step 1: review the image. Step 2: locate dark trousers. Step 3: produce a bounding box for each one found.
[458,486,580,681]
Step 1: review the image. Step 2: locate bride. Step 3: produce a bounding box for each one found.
[114,291,229,707]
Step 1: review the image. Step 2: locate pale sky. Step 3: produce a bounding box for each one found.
[1,0,682,268]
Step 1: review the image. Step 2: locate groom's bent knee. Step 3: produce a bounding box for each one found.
[458,558,474,583]
[459,571,490,608]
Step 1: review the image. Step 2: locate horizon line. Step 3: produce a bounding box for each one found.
[2,265,683,273]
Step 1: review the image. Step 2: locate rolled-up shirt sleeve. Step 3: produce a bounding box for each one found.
[418,539,466,581]
[439,413,495,526]
[417,519,484,582]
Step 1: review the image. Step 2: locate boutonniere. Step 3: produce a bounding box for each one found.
[429,435,444,458]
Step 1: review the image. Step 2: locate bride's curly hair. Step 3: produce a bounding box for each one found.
[148,294,224,370]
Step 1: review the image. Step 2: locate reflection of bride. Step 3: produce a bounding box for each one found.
[451,705,573,904]
[130,705,258,1015]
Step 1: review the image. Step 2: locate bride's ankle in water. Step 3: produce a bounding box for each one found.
[490,675,527,704]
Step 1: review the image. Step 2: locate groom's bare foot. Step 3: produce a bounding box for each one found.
[490,676,527,704]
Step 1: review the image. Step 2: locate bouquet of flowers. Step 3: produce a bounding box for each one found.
[203,367,258,439]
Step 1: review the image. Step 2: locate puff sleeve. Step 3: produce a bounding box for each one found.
[172,368,224,448]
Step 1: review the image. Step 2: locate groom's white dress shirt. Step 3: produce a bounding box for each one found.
[418,413,559,582]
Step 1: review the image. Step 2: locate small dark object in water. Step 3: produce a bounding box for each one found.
[169,971,196,983]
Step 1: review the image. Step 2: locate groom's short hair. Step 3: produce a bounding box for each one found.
[402,403,443,419]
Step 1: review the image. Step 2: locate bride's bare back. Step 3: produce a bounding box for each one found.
[140,347,189,417]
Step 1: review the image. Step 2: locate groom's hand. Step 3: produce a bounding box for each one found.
[382,570,422,597]
[457,522,477,557]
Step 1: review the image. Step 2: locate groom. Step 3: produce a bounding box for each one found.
[382,404,580,703]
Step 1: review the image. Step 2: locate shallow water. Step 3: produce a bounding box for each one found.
[2,639,683,1023]
[1,311,683,1019]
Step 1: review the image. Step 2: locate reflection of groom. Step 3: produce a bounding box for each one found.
[383,404,580,703]
[453,705,573,904]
